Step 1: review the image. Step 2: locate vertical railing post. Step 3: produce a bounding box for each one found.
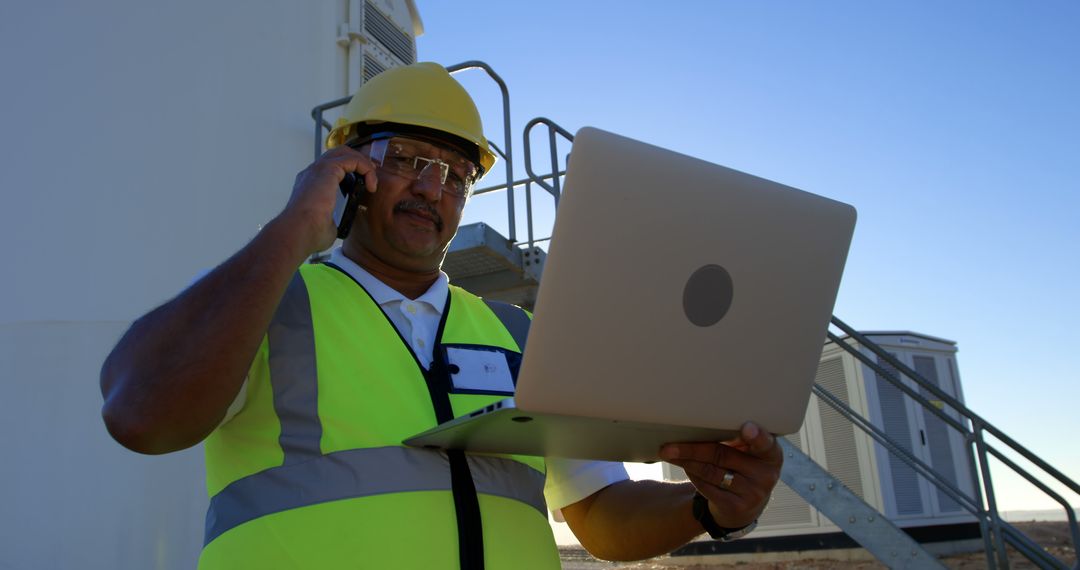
[972,421,1011,569]
[547,126,562,206]
[967,435,998,570]
[447,61,516,243]
[525,180,536,250]
[314,108,324,162]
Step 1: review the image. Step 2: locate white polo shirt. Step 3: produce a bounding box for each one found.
[219,249,628,511]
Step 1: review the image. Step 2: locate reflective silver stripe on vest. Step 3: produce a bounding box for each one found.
[269,273,322,464]
[204,446,547,545]
[483,300,530,353]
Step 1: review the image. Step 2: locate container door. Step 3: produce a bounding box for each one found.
[911,354,974,516]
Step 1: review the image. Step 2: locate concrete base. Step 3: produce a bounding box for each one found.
[667,538,983,566]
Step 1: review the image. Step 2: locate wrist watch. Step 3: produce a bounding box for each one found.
[692,492,758,542]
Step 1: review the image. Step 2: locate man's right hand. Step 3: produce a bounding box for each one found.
[100,145,380,455]
[278,145,380,256]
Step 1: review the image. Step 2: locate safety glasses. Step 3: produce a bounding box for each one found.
[349,135,480,198]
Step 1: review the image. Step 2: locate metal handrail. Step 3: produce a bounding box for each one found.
[832,318,1080,498]
[522,118,575,249]
[827,318,1080,569]
[311,95,352,161]
[446,61,517,243]
[825,330,1008,567]
[831,319,1080,566]
[472,171,566,197]
[812,379,1069,569]
[826,333,976,436]
[523,117,574,203]
[811,384,980,514]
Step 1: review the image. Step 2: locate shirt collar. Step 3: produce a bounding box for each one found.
[328,248,448,314]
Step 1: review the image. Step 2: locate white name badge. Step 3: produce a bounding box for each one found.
[445,347,515,394]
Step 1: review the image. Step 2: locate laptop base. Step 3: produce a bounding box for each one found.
[404,399,740,463]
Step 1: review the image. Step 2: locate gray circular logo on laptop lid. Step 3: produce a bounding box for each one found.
[683,264,734,327]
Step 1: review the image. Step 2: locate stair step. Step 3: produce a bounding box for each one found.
[445,222,545,310]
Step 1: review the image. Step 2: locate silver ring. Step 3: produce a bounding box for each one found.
[720,470,735,490]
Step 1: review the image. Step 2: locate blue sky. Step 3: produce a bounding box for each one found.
[417,1,1079,511]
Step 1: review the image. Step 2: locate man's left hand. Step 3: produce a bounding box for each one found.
[660,422,784,529]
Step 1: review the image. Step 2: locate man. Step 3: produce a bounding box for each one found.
[100,62,783,569]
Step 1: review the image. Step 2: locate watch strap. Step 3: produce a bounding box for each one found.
[691,492,757,541]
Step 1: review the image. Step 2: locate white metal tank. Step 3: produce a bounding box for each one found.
[0,1,420,568]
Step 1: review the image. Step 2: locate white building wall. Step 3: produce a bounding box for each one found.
[1,2,350,567]
[2,1,346,325]
[1,322,207,569]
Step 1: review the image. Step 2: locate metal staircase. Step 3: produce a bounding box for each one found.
[818,320,1080,569]
[311,60,1079,569]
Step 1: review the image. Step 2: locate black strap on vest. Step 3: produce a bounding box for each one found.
[425,294,485,570]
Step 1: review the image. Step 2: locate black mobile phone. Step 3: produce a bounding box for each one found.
[336,172,367,239]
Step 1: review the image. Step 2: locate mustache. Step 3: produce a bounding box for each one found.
[394,199,443,231]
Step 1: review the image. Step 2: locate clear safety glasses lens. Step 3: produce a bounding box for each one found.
[368,137,477,197]
[347,136,478,197]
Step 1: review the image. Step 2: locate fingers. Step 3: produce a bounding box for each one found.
[672,453,777,528]
[685,471,765,529]
[363,167,379,194]
[319,145,379,191]
[289,146,381,213]
[740,422,780,458]
[665,447,778,502]
[678,455,776,495]
[279,146,382,254]
[659,423,784,528]
[662,423,781,465]
[662,440,755,476]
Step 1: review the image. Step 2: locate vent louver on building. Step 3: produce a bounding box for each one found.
[875,354,924,516]
[365,1,415,64]
[363,53,387,82]
[815,357,866,499]
[758,431,815,527]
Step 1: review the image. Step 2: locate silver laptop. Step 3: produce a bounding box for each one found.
[405,127,856,462]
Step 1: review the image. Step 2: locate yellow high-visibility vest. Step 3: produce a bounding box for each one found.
[199,263,558,569]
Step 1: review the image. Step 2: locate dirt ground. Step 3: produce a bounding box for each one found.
[559,521,1076,569]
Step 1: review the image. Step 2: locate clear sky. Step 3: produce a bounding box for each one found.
[416,1,1079,513]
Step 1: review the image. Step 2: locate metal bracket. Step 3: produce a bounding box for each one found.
[336,22,363,46]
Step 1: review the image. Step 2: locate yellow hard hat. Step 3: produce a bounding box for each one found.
[325,62,496,174]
